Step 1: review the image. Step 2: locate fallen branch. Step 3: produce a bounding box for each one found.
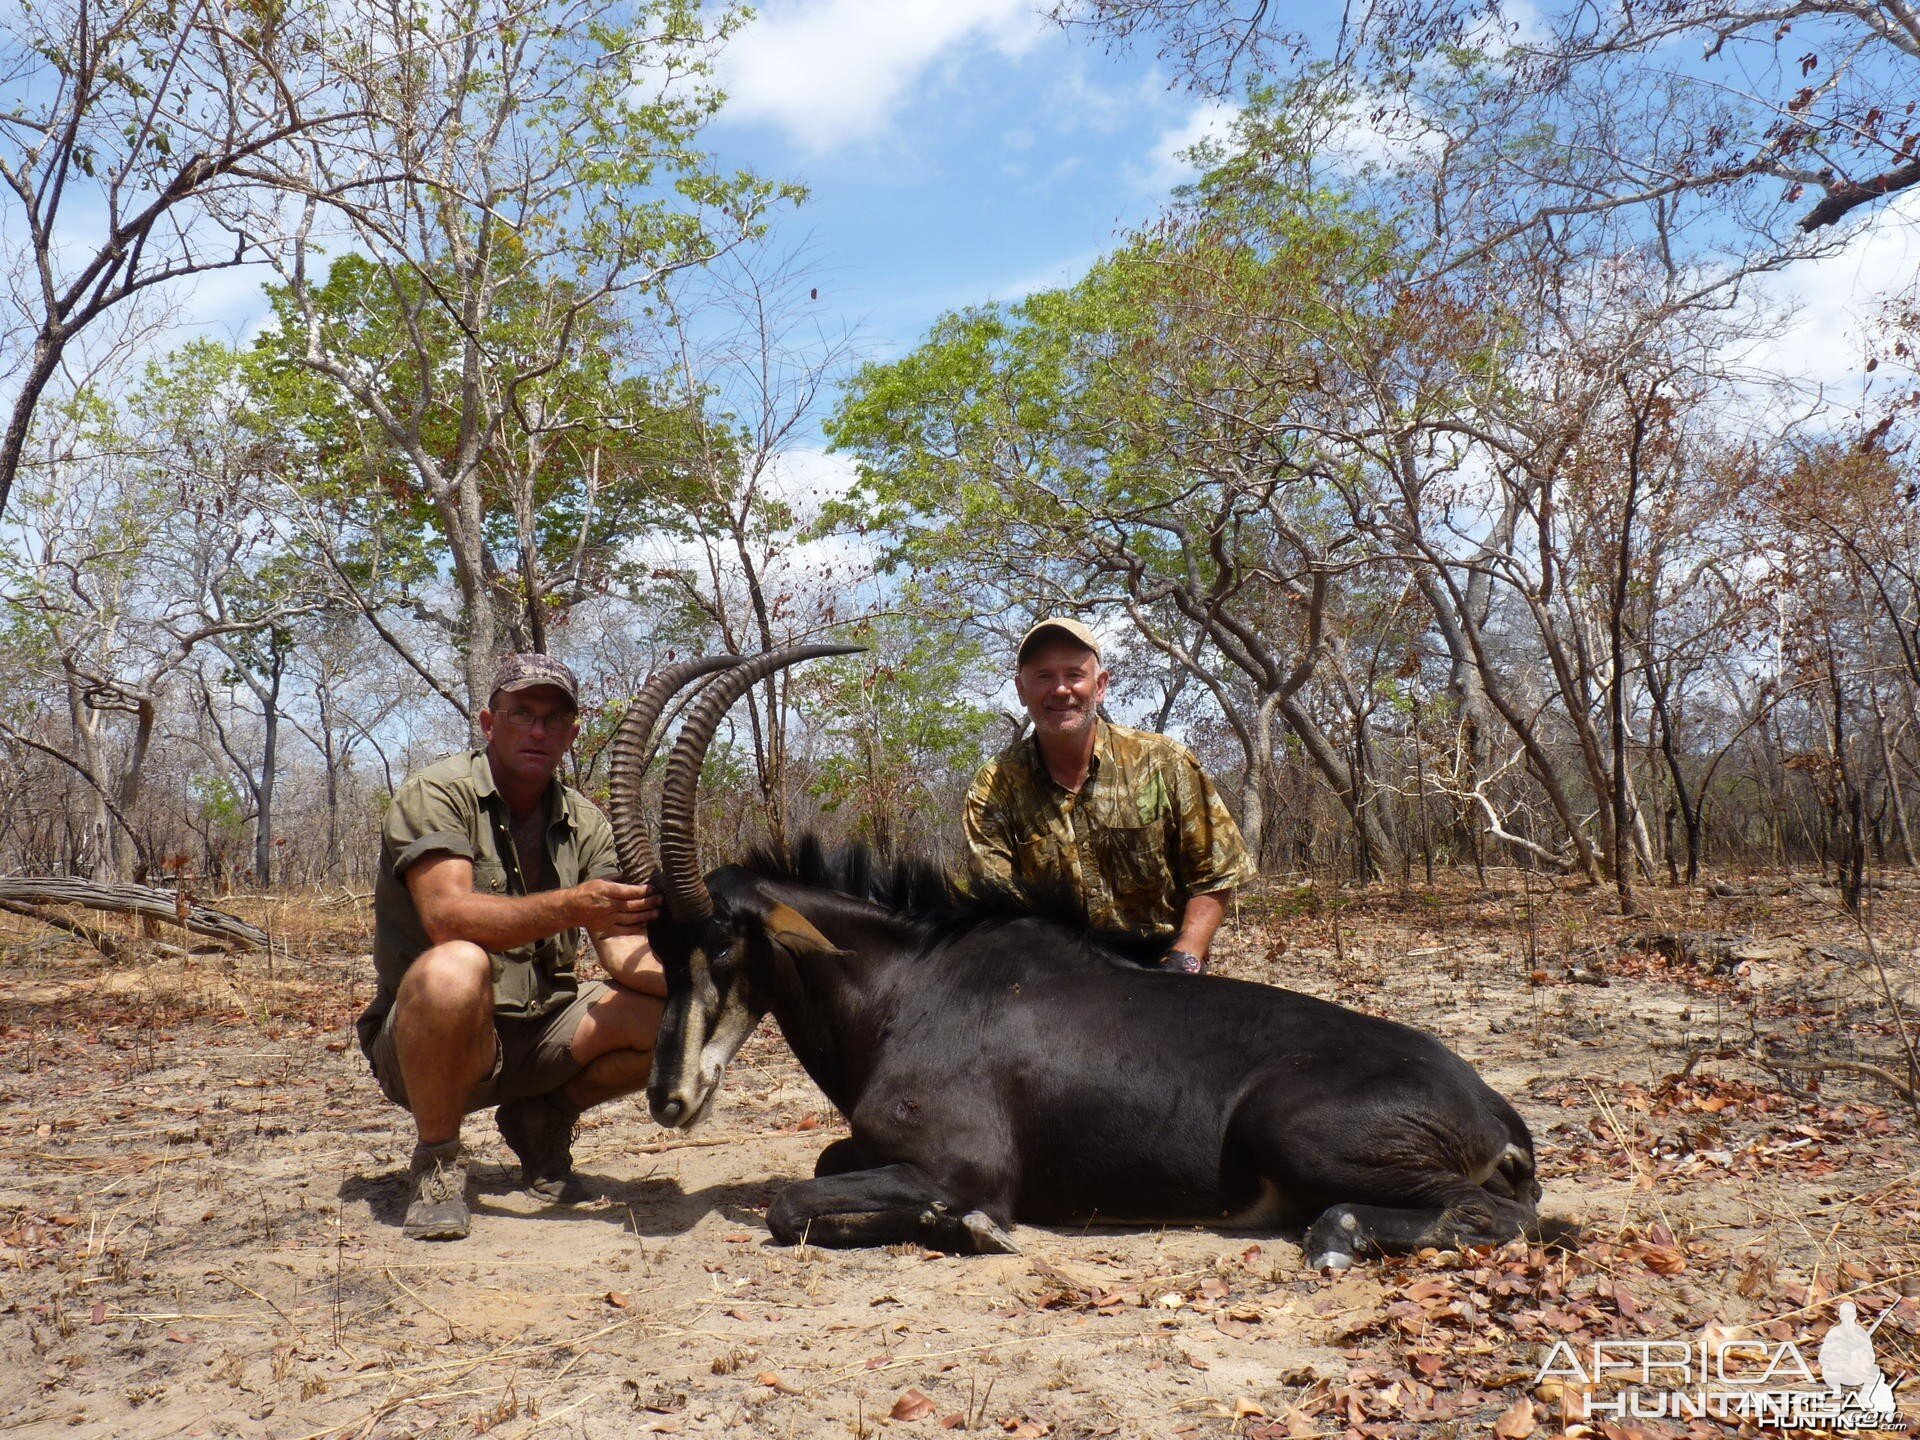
[1751,1050,1920,1108]
[0,878,268,949]
[1641,931,1803,972]
[1467,789,1580,872]
[627,1135,740,1155]
[0,898,128,959]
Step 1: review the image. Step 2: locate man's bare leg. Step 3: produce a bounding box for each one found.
[390,942,496,1237]
[563,986,663,1109]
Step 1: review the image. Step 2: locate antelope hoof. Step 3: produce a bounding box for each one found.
[961,1211,1020,1254]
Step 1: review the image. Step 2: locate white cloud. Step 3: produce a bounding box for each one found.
[976,244,1102,304]
[1461,0,1548,51]
[1129,99,1238,193]
[630,448,877,590]
[1321,92,1444,176]
[717,0,1050,154]
[175,265,276,344]
[1741,190,1920,404]
[761,446,861,518]
[1039,56,1158,138]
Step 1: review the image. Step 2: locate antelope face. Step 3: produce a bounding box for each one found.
[647,921,764,1130]
[646,885,846,1129]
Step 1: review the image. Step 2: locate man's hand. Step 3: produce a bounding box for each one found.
[572,877,662,938]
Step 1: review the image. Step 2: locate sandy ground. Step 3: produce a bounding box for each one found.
[1,871,1917,1440]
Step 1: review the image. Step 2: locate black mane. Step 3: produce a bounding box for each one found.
[737,834,1164,966]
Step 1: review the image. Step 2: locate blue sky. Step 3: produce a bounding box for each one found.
[699,0,1233,357]
[173,1,1238,380]
[127,0,1920,457]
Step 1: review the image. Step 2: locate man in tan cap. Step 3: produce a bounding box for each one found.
[963,618,1254,972]
[356,654,665,1240]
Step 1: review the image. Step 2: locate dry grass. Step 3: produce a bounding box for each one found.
[0,870,1916,1439]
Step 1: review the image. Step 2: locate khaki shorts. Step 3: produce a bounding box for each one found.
[366,980,610,1114]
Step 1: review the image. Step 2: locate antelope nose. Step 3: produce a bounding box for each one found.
[653,1096,686,1128]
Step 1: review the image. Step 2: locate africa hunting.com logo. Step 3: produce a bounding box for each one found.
[1534,1302,1906,1431]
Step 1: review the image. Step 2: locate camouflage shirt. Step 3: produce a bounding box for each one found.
[963,720,1255,940]
[356,750,621,1055]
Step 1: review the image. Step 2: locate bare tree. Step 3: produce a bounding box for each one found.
[0,348,324,879]
[1050,0,1301,91]
[0,0,373,521]
[1056,0,1920,235]
[638,238,863,847]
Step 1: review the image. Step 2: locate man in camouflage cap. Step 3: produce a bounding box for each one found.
[356,653,665,1239]
[963,618,1254,973]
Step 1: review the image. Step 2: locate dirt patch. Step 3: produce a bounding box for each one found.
[1,874,1917,1439]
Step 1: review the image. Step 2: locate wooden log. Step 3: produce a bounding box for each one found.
[0,898,129,959]
[1641,931,1804,972]
[0,878,268,949]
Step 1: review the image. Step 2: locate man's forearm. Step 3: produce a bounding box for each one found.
[1172,890,1230,959]
[594,933,667,997]
[424,887,581,951]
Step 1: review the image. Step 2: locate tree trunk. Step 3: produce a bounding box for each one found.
[1412,692,1434,885]
[1238,763,1268,873]
[0,334,65,527]
[445,496,499,732]
[252,644,286,886]
[1396,517,1600,881]
[1277,695,1402,877]
[1644,651,1703,884]
[1868,680,1917,867]
[1426,577,1600,878]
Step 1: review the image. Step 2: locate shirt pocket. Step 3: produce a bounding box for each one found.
[1013,831,1069,882]
[472,854,544,967]
[1088,824,1166,899]
[489,950,541,1014]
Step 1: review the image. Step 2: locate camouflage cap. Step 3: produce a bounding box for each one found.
[490,653,579,706]
[1017,616,1102,666]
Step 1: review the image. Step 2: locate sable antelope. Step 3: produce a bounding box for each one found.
[607,649,1540,1267]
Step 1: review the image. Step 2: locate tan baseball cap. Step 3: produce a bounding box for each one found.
[1016,616,1102,666]
[490,653,580,705]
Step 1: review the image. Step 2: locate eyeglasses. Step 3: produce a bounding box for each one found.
[497,705,576,732]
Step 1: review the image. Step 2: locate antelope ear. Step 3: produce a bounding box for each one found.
[761,902,849,959]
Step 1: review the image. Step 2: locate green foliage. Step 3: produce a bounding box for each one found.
[191,774,250,841]
[825,83,1527,676]
[251,252,706,622]
[0,385,165,699]
[244,0,802,695]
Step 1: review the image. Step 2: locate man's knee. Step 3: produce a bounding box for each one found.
[572,986,664,1065]
[396,942,493,1027]
[393,948,487,1006]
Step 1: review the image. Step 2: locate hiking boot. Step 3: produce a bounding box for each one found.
[496,1092,592,1204]
[403,1139,470,1240]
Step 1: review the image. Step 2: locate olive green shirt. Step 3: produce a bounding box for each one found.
[356,749,620,1052]
[963,720,1255,940]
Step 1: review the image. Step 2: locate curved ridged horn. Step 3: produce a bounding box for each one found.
[657,643,866,924]
[606,656,744,883]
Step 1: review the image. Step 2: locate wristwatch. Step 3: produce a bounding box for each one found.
[1163,947,1206,974]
